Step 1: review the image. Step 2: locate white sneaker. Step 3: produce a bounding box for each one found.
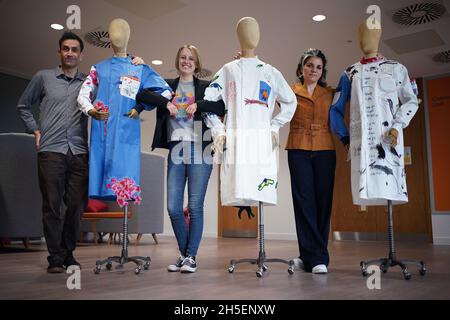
[312,264,328,274]
[180,256,197,273]
[293,258,304,271]
[167,255,185,272]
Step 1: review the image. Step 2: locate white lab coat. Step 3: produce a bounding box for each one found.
[332,59,418,205]
[203,57,296,206]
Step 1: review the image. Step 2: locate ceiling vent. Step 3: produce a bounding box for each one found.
[393,2,447,26]
[433,50,450,62]
[84,29,111,49]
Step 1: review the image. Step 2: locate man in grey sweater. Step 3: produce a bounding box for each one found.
[17,32,88,273]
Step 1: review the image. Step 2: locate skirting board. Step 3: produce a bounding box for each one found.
[333,231,429,243]
[433,237,450,245]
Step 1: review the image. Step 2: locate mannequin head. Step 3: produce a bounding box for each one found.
[358,18,382,58]
[109,18,130,56]
[236,17,260,57]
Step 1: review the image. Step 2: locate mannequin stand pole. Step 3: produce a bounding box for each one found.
[360,200,426,280]
[94,203,150,275]
[227,202,295,278]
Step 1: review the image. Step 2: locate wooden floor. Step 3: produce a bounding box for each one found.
[1,236,449,300]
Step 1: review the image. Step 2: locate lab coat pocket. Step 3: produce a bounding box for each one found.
[119,117,140,145]
[379,76,396,93]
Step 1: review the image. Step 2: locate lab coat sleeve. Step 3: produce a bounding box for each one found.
[139,65,172,111]
[203,68,226,137]
[330,71,351,144]
[78,66,98,116]
[271,68,296,133]
[391,64,419,133]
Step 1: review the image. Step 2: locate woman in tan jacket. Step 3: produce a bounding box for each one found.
[286,49,336,274]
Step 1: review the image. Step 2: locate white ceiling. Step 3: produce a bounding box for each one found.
[1,0,450,85]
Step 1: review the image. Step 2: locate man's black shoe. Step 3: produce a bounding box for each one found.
[47,265,66,273]
[64,256,82,269]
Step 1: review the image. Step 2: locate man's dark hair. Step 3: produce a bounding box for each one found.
[59,31,84,52]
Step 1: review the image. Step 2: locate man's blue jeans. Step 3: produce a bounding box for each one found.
[167,141,213,257]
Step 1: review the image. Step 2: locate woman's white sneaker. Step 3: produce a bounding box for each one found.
[180,256,197,273]
[312,264,328,274]
[167,255,185,272]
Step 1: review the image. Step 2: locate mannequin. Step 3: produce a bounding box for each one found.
[203,16,296,207]
[335,19,426,280]
[330,18,419,206]
[204,17,297,276]
[78,18,171,199]
[211,17,280,154]
[358,20,399,147]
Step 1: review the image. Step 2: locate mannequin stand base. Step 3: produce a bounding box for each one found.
[227,202,294,278]
[360,201,426,280]
[93,204,150,275]
[94,251,150,275]
[360,256,426,280]
[228,251,294,278]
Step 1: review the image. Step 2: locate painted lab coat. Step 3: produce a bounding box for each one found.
[330,58,418,205]
[203,57,296,206]
[78,56,171,200]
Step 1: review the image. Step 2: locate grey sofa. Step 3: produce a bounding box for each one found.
[0,133,43,244]
[81,151,165,244]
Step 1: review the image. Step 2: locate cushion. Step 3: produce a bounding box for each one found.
[86,199,108,212]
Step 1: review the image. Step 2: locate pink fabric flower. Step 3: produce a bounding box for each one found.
[106,177,142,208]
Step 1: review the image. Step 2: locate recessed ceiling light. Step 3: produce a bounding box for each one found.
[51,23,64,30]
[152,60,163,66]
[312,15,326,22]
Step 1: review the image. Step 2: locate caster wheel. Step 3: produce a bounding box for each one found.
[135,267,142,275]
[228,266,235,274]
[288,267,294,275]
[106,263,112,271]
[262,265,268,272]
[94,266,101,274]
[256,270,263,278]
[144,262,150,270]
[380,264,388,273]
[419,262,426,276]
[403,269,412,280]
[360,262,368,277]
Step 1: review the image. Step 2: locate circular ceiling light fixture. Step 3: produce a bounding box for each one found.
[51,23,64,30]
[152,60,163,66]
[312,15,326,22]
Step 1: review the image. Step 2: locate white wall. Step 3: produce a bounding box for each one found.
[432,215,450,245]
[139,110,297,240]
